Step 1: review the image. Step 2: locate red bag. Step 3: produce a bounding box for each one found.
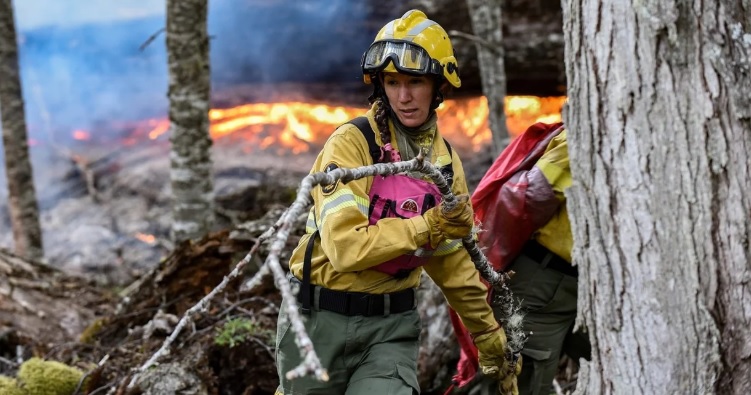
[472,122,564,272]
[446,122,564,392]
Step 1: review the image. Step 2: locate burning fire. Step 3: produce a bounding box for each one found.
[135,232,157,245]
[74,95,566,154]
[72,129,91,141]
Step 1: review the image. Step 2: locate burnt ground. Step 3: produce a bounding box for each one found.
[0,135,315,394]
[1,215,299,394]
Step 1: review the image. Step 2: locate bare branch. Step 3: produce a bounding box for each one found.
[0,355,18,368]
[139,28,165,52]
[448,29,503,54]
[125,211,287,389]
[73,354,109,395]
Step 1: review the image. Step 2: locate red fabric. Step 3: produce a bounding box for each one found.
[471,121,564,272]
[446,122,564,392]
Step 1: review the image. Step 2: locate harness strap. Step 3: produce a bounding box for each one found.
[300,117,455,306]
[301,230,318,315]
[349,116,382,164]
[349,116,454,172]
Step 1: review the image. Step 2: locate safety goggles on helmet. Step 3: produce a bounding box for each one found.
[361,40,443,76]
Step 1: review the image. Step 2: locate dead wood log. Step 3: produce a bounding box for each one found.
[34,230,287,395]
[0,248,113,351]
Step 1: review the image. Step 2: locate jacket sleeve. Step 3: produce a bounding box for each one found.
[313,125,432,273]
[424,150,497,334]
[534,131,571,200]
[424,249,497,334]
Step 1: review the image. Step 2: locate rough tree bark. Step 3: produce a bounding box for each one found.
[564,1,751,394]
[167,0,215,242]
[465,0,509,155]
[417,277,459,391]
[0,0,44,261]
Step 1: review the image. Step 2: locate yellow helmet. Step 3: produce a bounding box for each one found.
[361,10,461,88]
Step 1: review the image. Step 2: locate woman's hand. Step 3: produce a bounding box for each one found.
[423,194,473,247]
[473,327,521,395]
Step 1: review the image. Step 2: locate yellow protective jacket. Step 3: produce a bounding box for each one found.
[534,130,573,262]
[288,104,497,335]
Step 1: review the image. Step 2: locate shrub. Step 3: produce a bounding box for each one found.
[17,357,85,395]
[214,317,273,348]
[0,375,24,395]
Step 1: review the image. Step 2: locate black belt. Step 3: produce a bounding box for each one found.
[522,240,578,277]
[291,277,416,317]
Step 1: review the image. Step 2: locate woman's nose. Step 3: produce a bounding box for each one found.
[398,86,412,102]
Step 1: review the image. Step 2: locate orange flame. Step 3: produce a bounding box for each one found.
[139,95,565,153]
[72,129,91,140]
[135,232,156,244]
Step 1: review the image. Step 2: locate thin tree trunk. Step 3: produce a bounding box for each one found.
[0,0,43,261]
[417,276,459,391]
[564,0,751,393]
[166,0,215,242]
[465,0,509,155]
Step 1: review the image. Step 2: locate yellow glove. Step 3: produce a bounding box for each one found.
[498,355,522,395]
[423,194,473,248]
[473,327,520,395]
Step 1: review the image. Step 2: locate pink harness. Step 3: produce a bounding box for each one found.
[368,145,443,278]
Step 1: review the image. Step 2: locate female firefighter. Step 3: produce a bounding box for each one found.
[275,10,519,395]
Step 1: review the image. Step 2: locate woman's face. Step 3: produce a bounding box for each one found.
[382,72,435,127]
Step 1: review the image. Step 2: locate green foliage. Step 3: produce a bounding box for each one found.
[79,317,108,344]
[17,357,85,395]
[214,317,273,348]
[0,376,25,395]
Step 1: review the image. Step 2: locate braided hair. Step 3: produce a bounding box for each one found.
[373,98,390,145]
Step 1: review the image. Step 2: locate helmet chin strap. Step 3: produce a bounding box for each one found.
[431,79,444,110]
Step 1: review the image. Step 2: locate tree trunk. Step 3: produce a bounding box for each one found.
[167,0,215,242]
[417,276,460,392]
[563,1,751,394]
[465,0,509,155]
[0,0,43,261]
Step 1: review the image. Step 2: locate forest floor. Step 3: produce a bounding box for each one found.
[1,134,581,394]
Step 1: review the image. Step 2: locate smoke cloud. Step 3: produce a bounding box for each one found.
[15,0,375,143]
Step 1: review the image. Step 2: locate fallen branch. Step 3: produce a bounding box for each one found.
[125,211,288,389]
[73,354,109,395]
[0,355,18,368]
[127,151,525,389]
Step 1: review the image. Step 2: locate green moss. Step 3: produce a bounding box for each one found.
[0,375,25,395]
[214,317,274,348]
[79,317,108,344]
[17,357,85,395]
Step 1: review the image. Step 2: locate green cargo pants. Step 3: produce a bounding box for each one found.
[275,296,422,395]
[496,253,591,395]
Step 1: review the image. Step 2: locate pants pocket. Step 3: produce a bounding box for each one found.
[518,347,556,395]
[394,363,420,395]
